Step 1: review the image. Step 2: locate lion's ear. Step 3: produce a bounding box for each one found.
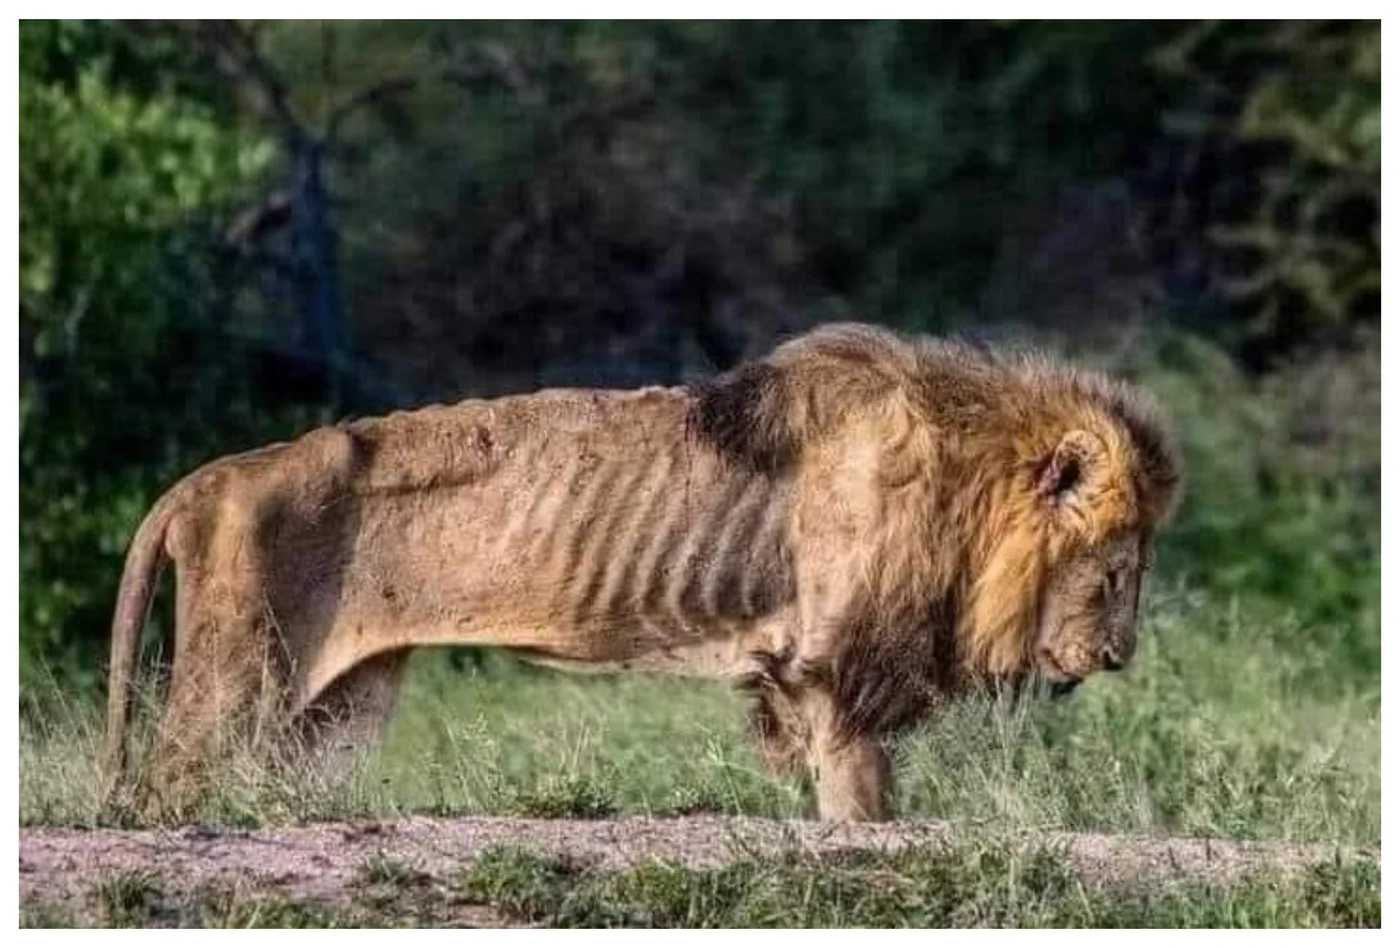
[1037,430,1105,507]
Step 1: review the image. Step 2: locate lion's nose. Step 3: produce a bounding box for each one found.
[1101,647,1127,672]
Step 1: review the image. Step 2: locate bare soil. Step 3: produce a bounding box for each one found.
[19,815,1378,926]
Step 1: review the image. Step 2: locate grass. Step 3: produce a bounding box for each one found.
[20,842,1380,929]
[24,874,348,929]
[96,869,165,928]
[356,852,431,888]
[457,844,1381,928]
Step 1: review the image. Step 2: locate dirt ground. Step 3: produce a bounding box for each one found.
[19,814,1378,924]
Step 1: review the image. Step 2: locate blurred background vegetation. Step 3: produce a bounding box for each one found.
[19,19,1378,706]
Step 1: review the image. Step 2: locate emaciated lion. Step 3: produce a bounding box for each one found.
[102,322,1182,821]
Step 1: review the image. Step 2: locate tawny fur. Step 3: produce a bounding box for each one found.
[103,322,1181,822]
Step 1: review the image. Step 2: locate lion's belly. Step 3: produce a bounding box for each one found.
[505,609,795,681]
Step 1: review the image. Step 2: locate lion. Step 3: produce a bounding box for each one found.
[102,322,1181,822]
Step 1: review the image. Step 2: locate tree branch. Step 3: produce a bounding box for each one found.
[161,20,308,148]
[324,50,545,147]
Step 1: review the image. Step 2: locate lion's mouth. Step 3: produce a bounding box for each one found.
[1034,650,1082,699]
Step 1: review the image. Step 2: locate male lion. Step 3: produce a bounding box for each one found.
[103,322,1181,821]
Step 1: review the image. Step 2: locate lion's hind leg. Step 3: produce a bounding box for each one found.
[140,622,273,823]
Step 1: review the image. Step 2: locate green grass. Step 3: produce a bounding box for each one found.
[20,843,1380,929]
[23,874,349,929]
[458,844,1380,928]
[96,869,166,928]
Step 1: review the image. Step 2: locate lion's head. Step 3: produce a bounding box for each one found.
[692,322,1182,707]
[954,359,1182,693]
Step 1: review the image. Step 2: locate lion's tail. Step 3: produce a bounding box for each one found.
[101,493,177,798]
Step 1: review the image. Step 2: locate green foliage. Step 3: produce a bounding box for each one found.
[19,23,271,366]
[184,890,344,929]
[285,21,1178,358]
[647,21,1173,324]
[19,21,290,689]
[292,20,1378,353]
[1120,332,1379,676]
[355,853,430,888]
[18,902,81,929]
[1150,21,1379,360]
[64,874,345,928]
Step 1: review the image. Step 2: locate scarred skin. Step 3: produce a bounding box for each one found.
[102,323,1181,822]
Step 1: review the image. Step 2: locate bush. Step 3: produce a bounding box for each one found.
[19,21,291,689]
[1124,332,1379,676]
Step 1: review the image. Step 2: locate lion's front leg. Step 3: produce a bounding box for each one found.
[814,733,891,822]
[797,686,892,822]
